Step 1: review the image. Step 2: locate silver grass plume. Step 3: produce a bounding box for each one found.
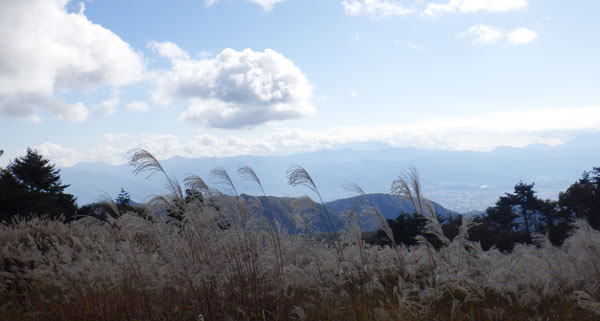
[345,182,407,275]
[391,167,430,217]
[129,148,166,179]
[128,148,183,204]
[238,165,286,290]
[344,182,395,245]
[184,175,209,193]
[238,165,276,228]
[287,165,318,194]
[391,167,449,246]
[238,166,263,193]
[129,148,185,212]
[287,165,336,237]
[211,167,238,197]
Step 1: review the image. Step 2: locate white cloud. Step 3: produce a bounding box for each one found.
[248,0,287,11]
[151,45,315,128]
[33,106,600,166]
[87,145,129,166]
[206,0,286,12]
[51,101,89,122]
[103,133,130,142]
[36,142,80,167]
[96,97,121,116]
[425,0,528,17]
[459,24,537,45]
[459,24,505,44]
[343,0,527,18]
[408,42,427,51]
[342,0,415,17]
[506,27,538,44]
[149,41,190,61]
[126,101,149,112]
[0,0,144,122]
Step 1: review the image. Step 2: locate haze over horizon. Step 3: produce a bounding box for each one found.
[54,134,599,212]
[1,0,600,168]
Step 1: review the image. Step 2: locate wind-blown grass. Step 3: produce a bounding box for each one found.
[1,157,599,321]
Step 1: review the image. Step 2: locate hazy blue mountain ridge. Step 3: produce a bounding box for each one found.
[61,133,600,212]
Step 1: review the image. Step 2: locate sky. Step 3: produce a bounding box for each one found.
[1,0,599,167]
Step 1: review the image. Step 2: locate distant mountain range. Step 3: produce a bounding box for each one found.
[60,133,600,212]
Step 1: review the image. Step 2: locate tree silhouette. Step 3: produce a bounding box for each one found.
[471,182,554,251]
[367,212,428,247]
[0,148,77,222]
[116,188,131,207]
[558,167,600,229]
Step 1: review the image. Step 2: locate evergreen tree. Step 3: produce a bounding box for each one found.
[116,188,131,207]
[367,212,428,246]
[8,148,70,193]
[472,182,553,251]
[558,167,600,229]
[0,148,77,222]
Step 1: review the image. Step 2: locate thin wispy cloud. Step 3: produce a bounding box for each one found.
[96,97,122,116]
[424,0,528,17]
[125,101,150,112]
[343,0,528,18]
[206,0,287,11]
[408,42,426,51]
[342,0,415,18]
[459,24,538,45]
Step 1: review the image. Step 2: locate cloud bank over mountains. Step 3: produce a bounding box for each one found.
[10,106,599,168]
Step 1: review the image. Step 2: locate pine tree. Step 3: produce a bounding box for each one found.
[0,148,77,222]
[9,148,70,193]
[116,188,131,207]
[559,167,600,229]
[471,182,556,251]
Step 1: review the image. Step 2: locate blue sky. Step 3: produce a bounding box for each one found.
[1,0,599,166]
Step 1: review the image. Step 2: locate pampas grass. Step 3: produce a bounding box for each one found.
[1,152,599,321]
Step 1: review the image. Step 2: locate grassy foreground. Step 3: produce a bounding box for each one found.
[1,201,600,321]
[2,155,600,320]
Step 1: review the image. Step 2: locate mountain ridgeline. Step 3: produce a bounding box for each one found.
[61,133,600,212]
[238,193,457,233]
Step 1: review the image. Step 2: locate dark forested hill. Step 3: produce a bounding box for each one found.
[239,193,457,232]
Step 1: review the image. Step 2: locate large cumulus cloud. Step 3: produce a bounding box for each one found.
[0,0,143,122]
[151,43,315,128]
